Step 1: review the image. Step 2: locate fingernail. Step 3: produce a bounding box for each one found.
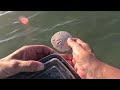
[67,37,72,42]
[37,63,44,71]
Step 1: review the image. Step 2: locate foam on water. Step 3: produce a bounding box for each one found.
[0,11,14,16]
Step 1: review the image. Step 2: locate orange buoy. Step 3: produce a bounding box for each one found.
[19,16,29,25]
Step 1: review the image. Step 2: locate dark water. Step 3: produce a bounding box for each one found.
[0,11,120,68]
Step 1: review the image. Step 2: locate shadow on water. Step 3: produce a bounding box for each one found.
[0,11,120,68]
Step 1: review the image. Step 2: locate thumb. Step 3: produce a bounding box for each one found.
[67,38,82,50]
[17,60,44,72]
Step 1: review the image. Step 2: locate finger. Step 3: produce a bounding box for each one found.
[34,45,58,59]
[73,38,85,44]
[24,45,56,55]
[16,60,44,72]
[73,38,89,48]
[74,63,78,71]
[67,38,82,50]
[72,58,76,65]
[73,38,92,52]
[77,69,86,79]
[21,45,57,60]
[60,54,74,67]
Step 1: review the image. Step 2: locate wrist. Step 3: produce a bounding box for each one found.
[0,60,7,79]
[86,58,104,79]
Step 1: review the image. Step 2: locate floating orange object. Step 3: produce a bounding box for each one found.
[19,16,29,25]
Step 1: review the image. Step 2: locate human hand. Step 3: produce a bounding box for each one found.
[61,38,102,79]
[0,45,56,79]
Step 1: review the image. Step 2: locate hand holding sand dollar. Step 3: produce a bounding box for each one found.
[51,31,72,52]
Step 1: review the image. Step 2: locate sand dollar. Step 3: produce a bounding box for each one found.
[51,31,72,52]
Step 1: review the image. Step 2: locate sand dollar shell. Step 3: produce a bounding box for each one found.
[51,31,72,52]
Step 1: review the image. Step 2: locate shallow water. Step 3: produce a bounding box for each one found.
[0,11,120,68]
